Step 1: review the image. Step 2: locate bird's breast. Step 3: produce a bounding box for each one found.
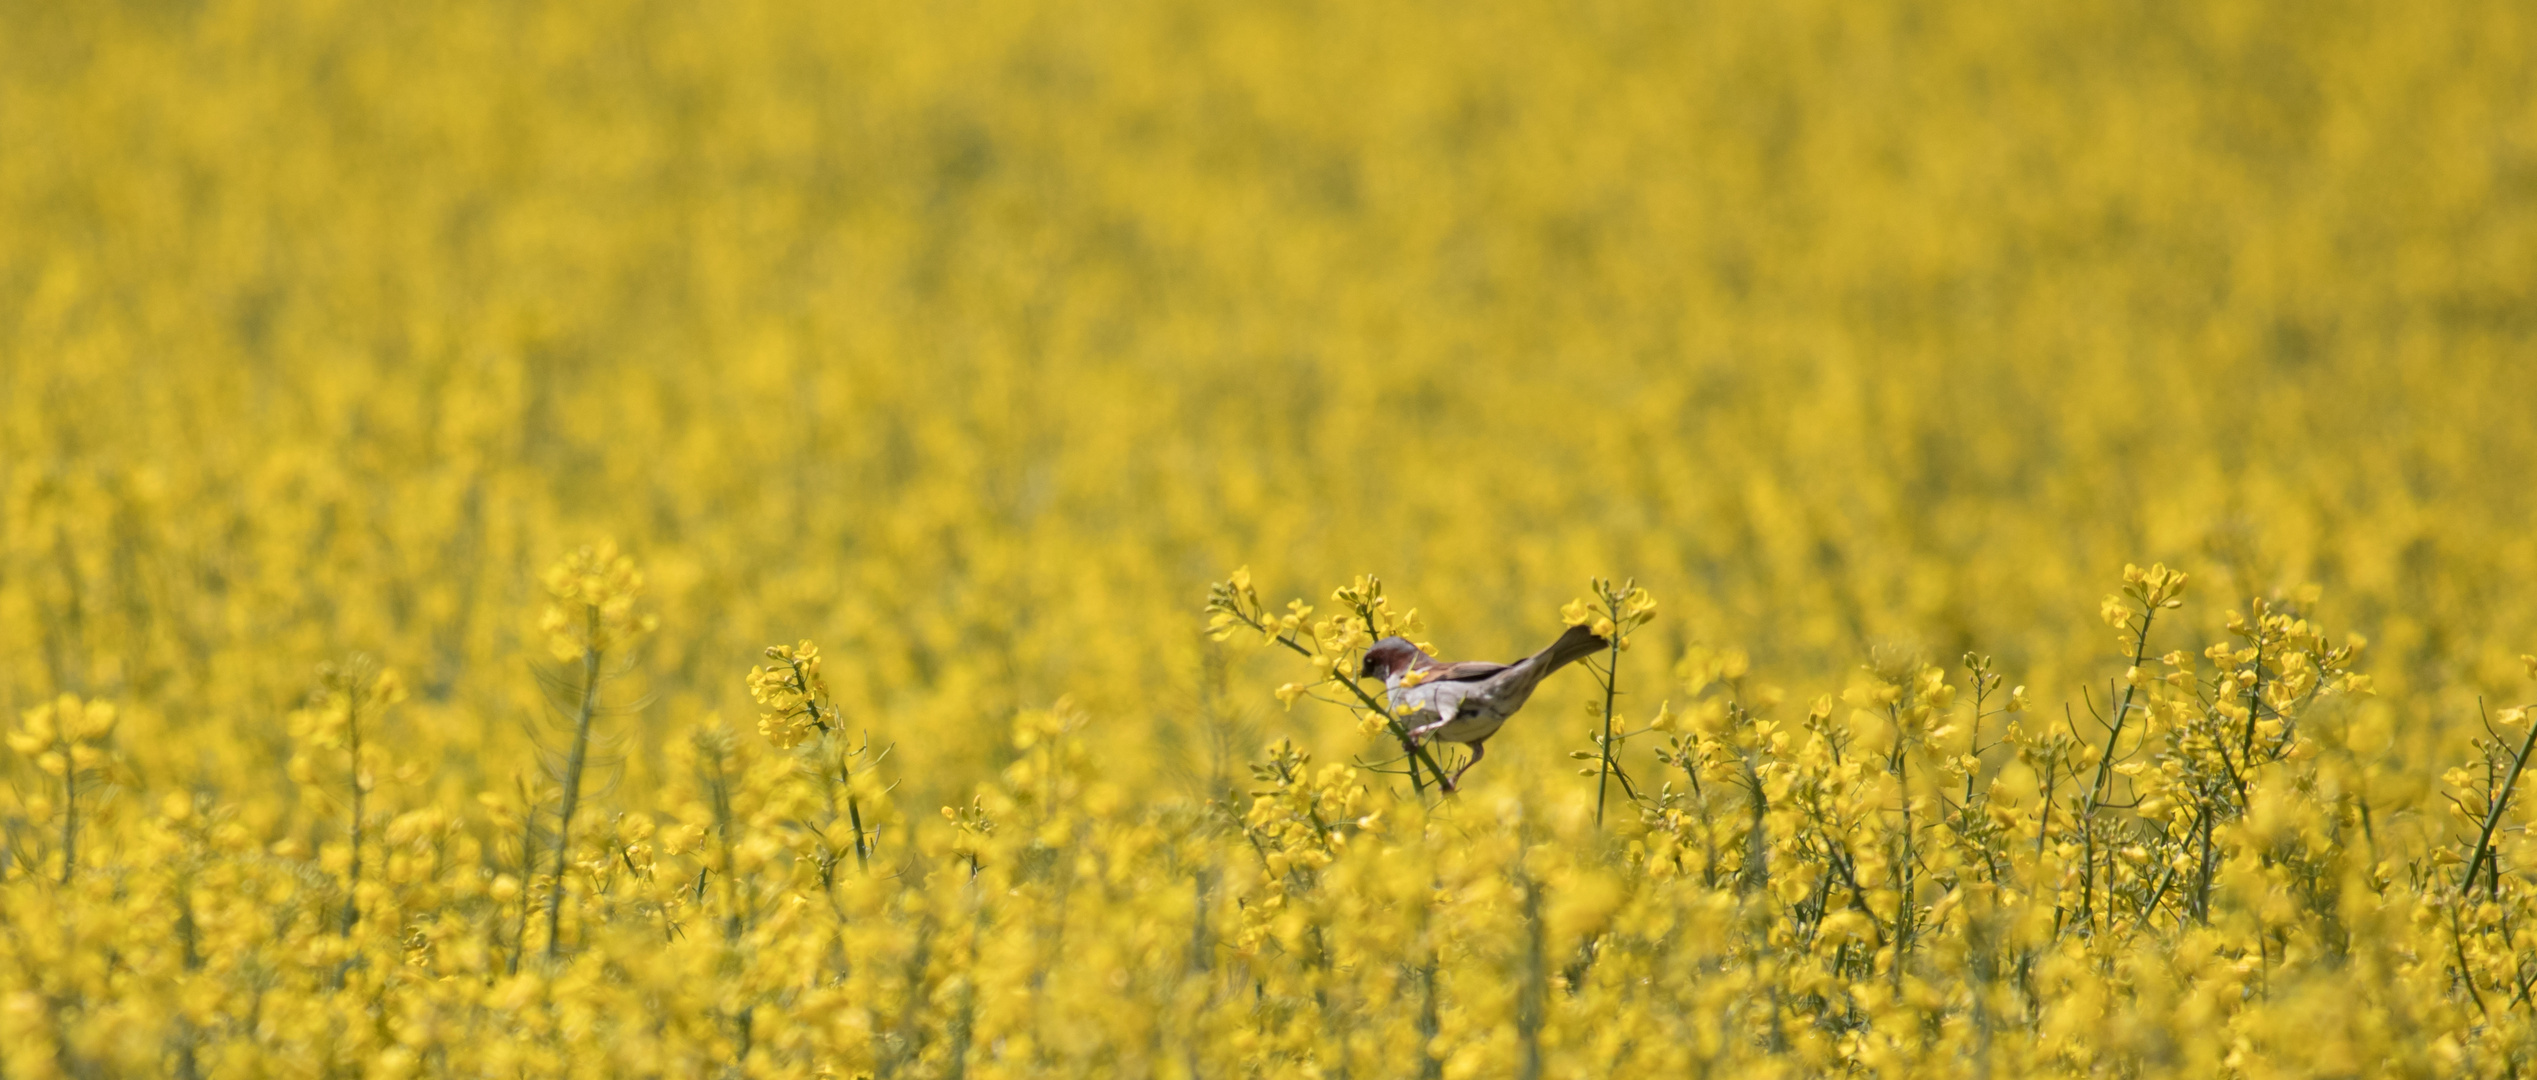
[1385,680,1447,715]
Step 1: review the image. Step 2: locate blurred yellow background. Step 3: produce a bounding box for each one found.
[11,0,2533,802]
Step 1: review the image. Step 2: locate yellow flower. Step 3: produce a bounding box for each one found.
[539,540,657,662]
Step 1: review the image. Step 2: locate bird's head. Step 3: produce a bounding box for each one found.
[1359,637,1426,680]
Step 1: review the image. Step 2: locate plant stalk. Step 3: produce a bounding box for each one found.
[544,608,605,961]
[1596,628,1622,827]
[2460,704,2537,897]
[343,693,363,936]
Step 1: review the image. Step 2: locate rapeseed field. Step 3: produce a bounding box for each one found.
[5,0,2537,1075]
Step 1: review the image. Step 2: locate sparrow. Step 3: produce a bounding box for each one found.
[1358,624,1609,790]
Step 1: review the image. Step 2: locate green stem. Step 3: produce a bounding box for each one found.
[544,609,604,961]
[2460,704,2537,897]
[803,677,871,873]
[1596,631,1621,827]
[1893,718,1913,979]
[847,790,871,872]
[2084,611,2158,816]
[343,693,363,936]
[2222,617,2267,813]
[2079,608,2158,932]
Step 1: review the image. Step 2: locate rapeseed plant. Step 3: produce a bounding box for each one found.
[534,541,655,961]
[5,694,118,884]
[1560,578,1657,824]
[285,656,405,940]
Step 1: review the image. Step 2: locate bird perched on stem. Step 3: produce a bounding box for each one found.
[1359,624,1608,790]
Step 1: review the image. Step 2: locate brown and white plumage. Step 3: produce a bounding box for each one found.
[1359,624,1608,789]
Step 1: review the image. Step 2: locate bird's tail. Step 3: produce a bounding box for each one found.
[1531,623,1611,675]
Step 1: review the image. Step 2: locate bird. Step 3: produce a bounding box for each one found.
[1358,624,1609,790]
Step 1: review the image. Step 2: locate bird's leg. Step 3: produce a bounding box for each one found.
[1408,705,1456,742]
[1449,738,1488,788]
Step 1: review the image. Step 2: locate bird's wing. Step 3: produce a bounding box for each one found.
[1421,660,1512,682]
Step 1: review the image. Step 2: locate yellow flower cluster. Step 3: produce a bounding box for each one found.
[1561,579,1657,649]
[748,642,832,750]
[537,541,660,665]
[7,695,117,783]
